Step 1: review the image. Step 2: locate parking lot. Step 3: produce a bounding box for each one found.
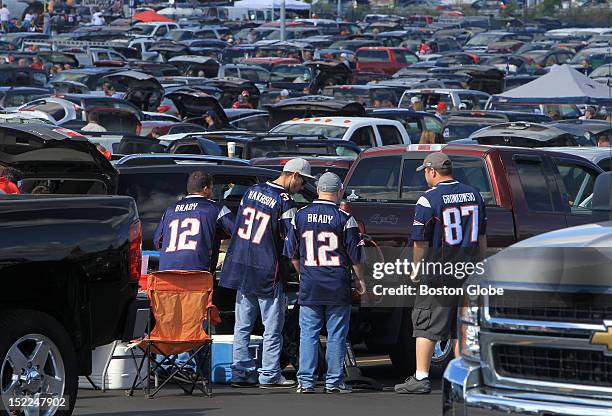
[75,354,445,416]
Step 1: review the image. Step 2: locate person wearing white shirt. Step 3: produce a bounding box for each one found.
[0,5,10,32]
[92,12,104,26]
[81,113,107,132]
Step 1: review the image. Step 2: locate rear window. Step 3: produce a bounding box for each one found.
[346,154,494,204]
[23,101,65,122]
[272,123,348,139]
[356,50,390,62]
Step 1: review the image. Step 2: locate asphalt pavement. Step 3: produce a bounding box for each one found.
[74,354,445,416]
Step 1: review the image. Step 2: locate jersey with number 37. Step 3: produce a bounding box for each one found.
[154,195,235,272]
[411,180,486,250]
[219,181,296,298]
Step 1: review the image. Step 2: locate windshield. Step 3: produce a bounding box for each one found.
[591,65,612,77]
[49,72,89,84]
[272,65,310,79]
[271,123,348,139]
[331,89,396,107]
[466,33,500,47]
[167,31,188,41]
[132,25,156,36]
[443,123,492,141]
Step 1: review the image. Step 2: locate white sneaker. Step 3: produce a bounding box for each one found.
[259,376,296,389]
[325,383,352,394]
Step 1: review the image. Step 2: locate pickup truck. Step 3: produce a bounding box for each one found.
[0,195,141,415]
[342,143,605,373]
[444,172,612,416]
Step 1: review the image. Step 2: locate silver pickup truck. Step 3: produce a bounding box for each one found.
[444,172,612,416]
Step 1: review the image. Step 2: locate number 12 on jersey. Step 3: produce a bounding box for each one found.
[302,230,340,266]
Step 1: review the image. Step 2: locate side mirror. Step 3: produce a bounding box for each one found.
[592,171,612,222]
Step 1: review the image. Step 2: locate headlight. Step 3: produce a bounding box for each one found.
[458,296,480,361]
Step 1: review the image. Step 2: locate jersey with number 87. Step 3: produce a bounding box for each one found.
[411,180,487,250]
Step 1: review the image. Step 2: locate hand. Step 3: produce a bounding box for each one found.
[354,279,366,296]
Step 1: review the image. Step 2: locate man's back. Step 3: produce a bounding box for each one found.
[154,195,233,272]
[413,180,486,251]
[286,200,361,306]
[221,181,296,297]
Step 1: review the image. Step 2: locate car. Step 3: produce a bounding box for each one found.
[548,119,612,146]
[0,87,51,111]
[399,88,491,111]
[322,85,399,108]
[0,195,140,415]
[355,47,419,75]
[0,65,48,88]
[589,63,612,84]
[342,143,604,373]
[271,117,411,148]
[541,146,612,171]
[443,184,612,416]
[463,31,524,53]
[521,48,575,69]
[366,108,445,139]
[47,67,123,92]
[442,110,553,142]
[468,121,590,147]
[225,108,270,131]
[131,22,181,39]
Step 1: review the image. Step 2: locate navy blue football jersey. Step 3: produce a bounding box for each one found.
[220,182,296,298]
[411,180,487,249]
[284,200,363,306]
[154,195,235,272]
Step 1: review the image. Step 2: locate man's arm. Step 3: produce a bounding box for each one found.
[352,263,366,295]
[153,214,165,251]
[412,240,429,282]
[478,234,488,261]
[291,259,301,278]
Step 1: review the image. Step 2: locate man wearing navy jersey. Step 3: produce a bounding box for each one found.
[220,158,314,389]
[154,171,235,272]
[395,152,487,394]
[284,172,366,394]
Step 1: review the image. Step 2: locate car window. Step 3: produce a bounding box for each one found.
[356,50,390,62]
[345,155,402,200]
[423,116,443,133]
[401,118,422,139]
[212,176,257,203]
[156,26,168,36]
[555,162,598,207]
[400,156,494,204]
[350,126,376,148]
[231,114,270,131]
[598,157,611,171]
[378,125,403,145]
[225,67,239,78]
[515,159,555,212]
[96,52,110,61]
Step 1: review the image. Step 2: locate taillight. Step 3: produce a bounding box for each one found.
[129,220,142,283]
[157,105,171,113]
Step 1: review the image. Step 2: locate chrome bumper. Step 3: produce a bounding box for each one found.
[443,358,612,416]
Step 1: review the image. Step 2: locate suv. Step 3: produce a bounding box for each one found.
[271,117,411,148]
[399,89,491,112]
[355,47,419,75]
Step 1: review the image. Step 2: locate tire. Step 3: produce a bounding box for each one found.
[388,309,416,376]
[431,339,454,371]
[0,310,78,416]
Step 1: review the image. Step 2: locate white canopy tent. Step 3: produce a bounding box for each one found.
[232,0,312,10]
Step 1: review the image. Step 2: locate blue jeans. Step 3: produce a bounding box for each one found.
[231,286,286,384]
[297,304,351,389]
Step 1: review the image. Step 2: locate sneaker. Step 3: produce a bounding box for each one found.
[231,381,258,388]
[259,376,296,389]
[296,385,315,394]
[325,384,352,394]
[394,376,431,394]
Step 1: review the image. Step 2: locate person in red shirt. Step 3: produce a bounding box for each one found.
[231,90,254,109]
[30,57,44,70]
[0,167,20,194]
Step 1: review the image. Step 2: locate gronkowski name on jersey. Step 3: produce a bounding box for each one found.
[411,180,486,249]
[154,195,234,272]
[284,200,363,306]
[220,181,296,298]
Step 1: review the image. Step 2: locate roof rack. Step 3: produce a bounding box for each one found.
[23,39,116,52]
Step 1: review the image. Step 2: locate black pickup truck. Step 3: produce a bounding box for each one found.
[0,195,141,415]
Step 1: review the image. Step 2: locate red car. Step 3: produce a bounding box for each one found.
[355,47,419,75]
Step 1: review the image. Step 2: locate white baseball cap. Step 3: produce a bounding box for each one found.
[283,158,315,179]
[411,96,421,104]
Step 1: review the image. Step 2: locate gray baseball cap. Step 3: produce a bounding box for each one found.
[416,152,452,172]
[317,172,343,193]
[283,158,315,179]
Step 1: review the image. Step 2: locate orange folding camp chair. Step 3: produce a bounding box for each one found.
[128,270,215,398]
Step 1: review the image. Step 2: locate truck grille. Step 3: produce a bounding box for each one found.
[489,291,612,324]
[493,345,612,387]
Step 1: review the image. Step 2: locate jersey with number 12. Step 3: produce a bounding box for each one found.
[220,181,296,297]
[411,180,487,249]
